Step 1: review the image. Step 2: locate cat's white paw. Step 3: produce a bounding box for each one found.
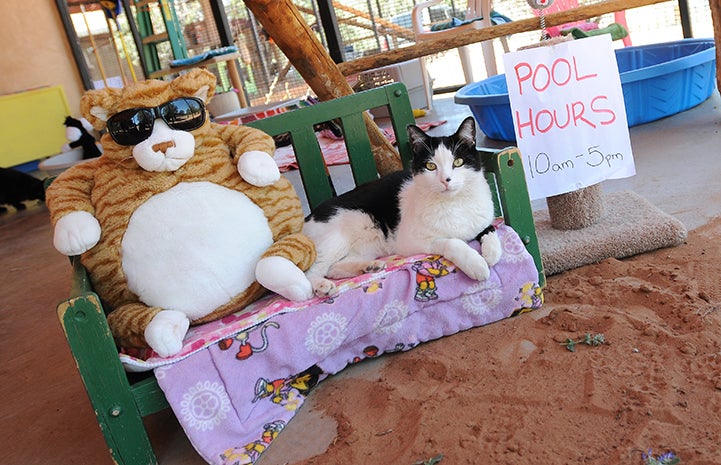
[256,256,314,301]
[311,277,338,298]
[53,211,101,256]
[326,259,387,279]
[237,150,281,187]
[481,231,502,267]
[437,238,490,281]
[363,260,386,274]
[144,310,190,357]
[460,253,491,281]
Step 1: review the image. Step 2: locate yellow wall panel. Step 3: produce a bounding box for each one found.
[0,86,70,168]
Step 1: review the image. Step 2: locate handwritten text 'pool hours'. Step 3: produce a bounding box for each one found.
[527,146,625,179]
[512,56,617,138]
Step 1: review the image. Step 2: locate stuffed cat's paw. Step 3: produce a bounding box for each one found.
[238,150,281,187]
[53,211,101,256]
[311,277,338,298]
[256,256,314,301]
[144,310,190,357]
[480,231,502,267]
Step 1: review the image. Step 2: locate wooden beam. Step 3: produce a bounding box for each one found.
[332,1,415,41]
[295,5,379,43]
[243,0,403,175]
[338,0,674,76]
[296,3,415,44]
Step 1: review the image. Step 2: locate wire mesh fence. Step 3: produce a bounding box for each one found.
[67,0,715,110]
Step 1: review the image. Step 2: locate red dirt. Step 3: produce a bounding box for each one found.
[279,217,721,465]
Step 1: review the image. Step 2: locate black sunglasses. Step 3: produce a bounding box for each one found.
[106,97,207,146]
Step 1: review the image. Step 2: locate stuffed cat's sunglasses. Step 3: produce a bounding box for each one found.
[106,97,207,146]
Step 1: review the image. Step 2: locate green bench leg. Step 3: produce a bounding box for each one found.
[58,293,158,465]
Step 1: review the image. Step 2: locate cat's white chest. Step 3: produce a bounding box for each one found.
[395,177,493,253]
[121,181,273,318]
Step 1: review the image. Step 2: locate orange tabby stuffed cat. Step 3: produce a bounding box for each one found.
[46,69,316,357]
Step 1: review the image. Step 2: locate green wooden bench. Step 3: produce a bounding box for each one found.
[55,82,545,465]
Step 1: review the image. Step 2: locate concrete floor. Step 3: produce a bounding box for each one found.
[0,90,718,465]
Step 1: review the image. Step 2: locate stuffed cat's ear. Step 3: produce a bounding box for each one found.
[407,124,430,151]
[80,87,124,131]
[455,117,476,145]
[172,68,217,102]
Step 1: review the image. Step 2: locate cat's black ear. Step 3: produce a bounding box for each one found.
[456,117,476,145]
[406,124,429,151]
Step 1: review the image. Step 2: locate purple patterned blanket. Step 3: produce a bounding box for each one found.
[120,223,542,464]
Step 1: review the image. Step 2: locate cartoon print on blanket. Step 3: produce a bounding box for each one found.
[411,255,454,301]
[125,223,542,465]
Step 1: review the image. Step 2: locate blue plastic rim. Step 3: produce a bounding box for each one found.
[455,39,717,141]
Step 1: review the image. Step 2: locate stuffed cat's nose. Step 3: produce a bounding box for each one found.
[153,140,176,153]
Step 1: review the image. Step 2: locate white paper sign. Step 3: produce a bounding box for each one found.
[503,35,635,200]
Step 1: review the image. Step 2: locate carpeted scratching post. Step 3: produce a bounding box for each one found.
[535,191,687,275]
[546,183,604,230]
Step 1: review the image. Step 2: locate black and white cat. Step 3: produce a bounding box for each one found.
[304,116,502,297]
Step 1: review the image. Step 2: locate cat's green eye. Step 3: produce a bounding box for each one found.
[425,161,437,171]
[453,158,464,167]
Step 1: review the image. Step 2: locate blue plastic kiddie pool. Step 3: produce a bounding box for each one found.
[455,39,717,141]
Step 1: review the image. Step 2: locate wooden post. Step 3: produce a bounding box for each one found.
[243,0,403,175]
[711,0,721,91]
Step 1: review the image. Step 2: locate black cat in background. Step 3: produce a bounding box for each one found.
[0,167,45,214]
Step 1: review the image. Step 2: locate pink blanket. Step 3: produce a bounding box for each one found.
[120,223,542,464]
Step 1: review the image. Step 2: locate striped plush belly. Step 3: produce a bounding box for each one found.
[121,181,273,319]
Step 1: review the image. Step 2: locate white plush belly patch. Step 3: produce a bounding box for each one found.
[122,181,273,318]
